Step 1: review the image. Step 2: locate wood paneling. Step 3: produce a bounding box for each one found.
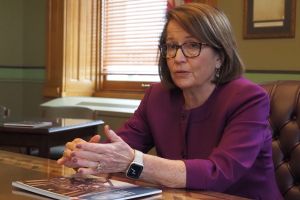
[43,0,100,97]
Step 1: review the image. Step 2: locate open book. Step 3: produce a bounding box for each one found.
[12,175,162,200]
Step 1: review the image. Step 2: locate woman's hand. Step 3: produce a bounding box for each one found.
[70,125,134,175]
[57,134,100,168]
[57,125,186,188]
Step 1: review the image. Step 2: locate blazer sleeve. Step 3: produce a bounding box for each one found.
[116,86,155,153]
[184,84,272,191]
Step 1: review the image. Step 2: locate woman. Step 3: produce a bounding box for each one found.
[58,3,282,199]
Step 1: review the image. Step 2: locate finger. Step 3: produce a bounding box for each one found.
[65,138,86,150]
[58,148,75,164]
[64,160,80,168]
[63,148,73,158]
[57,157,67,165]
[72,149,104,162]
[57,148,72,165]
[57,138,88,167]
[73,138,86,143]
[76,142,106,154]
[77,167,97,175]
[104,125,122,143]
[72,156,99,169]
[66,141,77,151]
[57,157,81,168]
[89,134,101,143]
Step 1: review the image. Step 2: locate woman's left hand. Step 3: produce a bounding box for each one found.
[70,125,135,175]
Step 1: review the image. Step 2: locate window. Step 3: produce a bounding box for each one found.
[45,0,218,98]
[98,0,167,98]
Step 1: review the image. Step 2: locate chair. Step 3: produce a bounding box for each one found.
[260,80,300,200]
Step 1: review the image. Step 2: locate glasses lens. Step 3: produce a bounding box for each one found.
[161,42,202,58]
[165,44,177,58]
[182,42,201,57]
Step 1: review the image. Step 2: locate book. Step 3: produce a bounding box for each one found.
[3,121,53,128]
[12,175,162,200]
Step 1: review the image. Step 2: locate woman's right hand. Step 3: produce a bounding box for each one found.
[57,134,101,168]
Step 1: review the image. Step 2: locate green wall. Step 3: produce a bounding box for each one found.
[0,0,46,119]
[219,0,300,81]
[0,0,45,66]
[23,0,46,66]
[0,0,23,65]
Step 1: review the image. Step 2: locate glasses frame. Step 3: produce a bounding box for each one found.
[160,42,207,59]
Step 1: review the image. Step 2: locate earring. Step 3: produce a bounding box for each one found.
[215,66,221,78]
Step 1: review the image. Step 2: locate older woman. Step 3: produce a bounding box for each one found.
[58,3,282,199]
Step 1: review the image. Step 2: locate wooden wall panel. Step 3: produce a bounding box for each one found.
[43,0,65,97]
[43,0,100,97]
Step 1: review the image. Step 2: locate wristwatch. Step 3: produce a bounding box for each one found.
[126,150,144,179]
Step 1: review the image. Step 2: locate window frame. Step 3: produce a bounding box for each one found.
[95,0,167,99]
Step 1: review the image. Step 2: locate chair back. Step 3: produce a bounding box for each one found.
[261,80,300,200]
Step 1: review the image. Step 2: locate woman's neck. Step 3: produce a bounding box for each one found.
[183,83,216,110]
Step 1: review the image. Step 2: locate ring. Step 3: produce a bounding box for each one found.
[96,162,104,172]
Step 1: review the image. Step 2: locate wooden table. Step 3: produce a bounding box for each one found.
[0,118,103,158]
[0,150,250,200]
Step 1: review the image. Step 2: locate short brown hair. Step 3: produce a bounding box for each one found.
[158,3,244,89]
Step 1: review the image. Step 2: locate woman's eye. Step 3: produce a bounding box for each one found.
[167,44,177,49]
[188,43,199,48]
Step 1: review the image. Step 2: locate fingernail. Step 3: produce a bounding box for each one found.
[76,144,82,148]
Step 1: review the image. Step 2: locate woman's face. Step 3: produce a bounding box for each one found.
[166,20,221,91]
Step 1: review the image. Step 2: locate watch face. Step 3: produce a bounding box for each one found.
[126,163,143,179]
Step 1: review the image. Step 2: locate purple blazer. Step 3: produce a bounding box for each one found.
[117,77,282,200]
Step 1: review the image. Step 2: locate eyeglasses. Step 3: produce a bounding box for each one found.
[160,42,207,59]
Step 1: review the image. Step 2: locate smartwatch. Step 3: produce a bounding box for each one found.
[126,150,144,179]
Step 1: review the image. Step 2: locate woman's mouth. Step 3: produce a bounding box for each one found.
[174,70,190,75]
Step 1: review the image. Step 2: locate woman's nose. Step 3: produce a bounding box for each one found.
[174,48,187,62]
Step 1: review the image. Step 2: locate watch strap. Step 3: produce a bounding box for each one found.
[125,149,144,179]
[132,150,143,165]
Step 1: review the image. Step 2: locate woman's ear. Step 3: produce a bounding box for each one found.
[216,62,221,69]
[216,52,224,68]
[215,58,222,69]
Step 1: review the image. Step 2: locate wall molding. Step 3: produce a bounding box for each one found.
[0,65,44,69]
[0,67,45,81]
[246,69,300,74]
